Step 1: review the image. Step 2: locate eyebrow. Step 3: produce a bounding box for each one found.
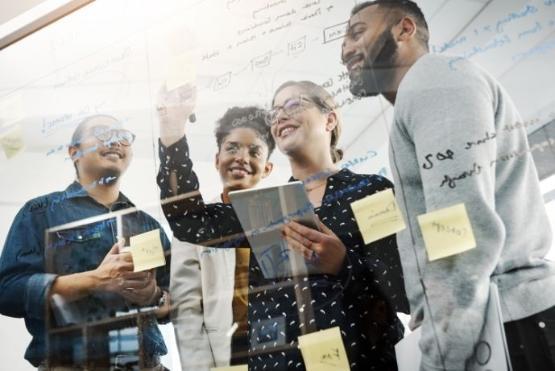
[225,141,262,150]
[273,96,301,108]
[346,21,366,35]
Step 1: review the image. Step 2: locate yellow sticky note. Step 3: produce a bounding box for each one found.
[0,124,25,159]
[166,54,197,91]
[350,189,406,244]
[129,229,166,272]
[210,366,247,371]
[298,327,350,371]
[417,203,476,261]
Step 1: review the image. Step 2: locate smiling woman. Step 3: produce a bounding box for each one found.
[260,80,408,370]
[214,106,275,193]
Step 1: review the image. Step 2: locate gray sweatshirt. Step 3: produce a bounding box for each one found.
[389,53,555,370]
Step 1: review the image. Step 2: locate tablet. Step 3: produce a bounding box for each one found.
[228,181,320,279]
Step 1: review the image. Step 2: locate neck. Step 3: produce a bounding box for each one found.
[384,50,427,105]
[221,189,231,204]
[289,149,338,183]
[78,174,120,207]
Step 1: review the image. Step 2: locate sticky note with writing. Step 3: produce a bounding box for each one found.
[210,366,247,371]
[417,203,476,261]
[166,54,197,91]
[298,326,350,371]
[350,189,406,244]
[129,229,166,272]
[0,124,25,159]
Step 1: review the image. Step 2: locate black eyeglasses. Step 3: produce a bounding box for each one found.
[265,96,329,126]
[91,127,136,146]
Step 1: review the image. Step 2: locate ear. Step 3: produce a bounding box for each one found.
[262,161,273,178]
[325,111,338,132]
[215,152,220,170]
[68,145,79,163]
[394,16,417,42]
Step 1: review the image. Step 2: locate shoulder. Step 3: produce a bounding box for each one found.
[328,170,393,201]
[399,54,487,95]
[19,190,67,216]
[351,173,394,193]
[395,54,495,128]
[6,191,64,243]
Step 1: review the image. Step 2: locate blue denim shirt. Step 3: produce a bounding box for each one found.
[0,182,170,367]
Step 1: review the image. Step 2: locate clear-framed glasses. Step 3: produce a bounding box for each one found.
[92,127,136,146]
[265,96,320,126]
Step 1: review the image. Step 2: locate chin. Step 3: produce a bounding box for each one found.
[226,179,253,191]
[349,69,381,97]
[277,136,300,153]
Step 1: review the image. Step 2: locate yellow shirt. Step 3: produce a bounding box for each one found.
[232,247,250,335]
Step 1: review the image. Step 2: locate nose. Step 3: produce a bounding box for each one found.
[275,108,289,123]
[341,37,355,65]
[105,133,122,147]
[234,147,249,163]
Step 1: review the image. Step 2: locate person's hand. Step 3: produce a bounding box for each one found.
[93,240,134,293]
[118,270,159,306]
[282,217,347,275]
[157,83,197,146]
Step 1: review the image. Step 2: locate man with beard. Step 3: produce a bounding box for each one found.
[0,114,171,369]
[342,1,555,370]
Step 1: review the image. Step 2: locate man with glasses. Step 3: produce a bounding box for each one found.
[0,114,171,369]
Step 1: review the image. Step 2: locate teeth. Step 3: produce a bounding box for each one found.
[281,127,295,137]
[348,56,363,70]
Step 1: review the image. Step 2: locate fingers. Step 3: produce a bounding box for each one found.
[109,251,133,273]
[120,282,157,305]
[108,239,125,254]
[120,288,150,304]
[284,235,313,260]
[118,251,134,265]
[284,221,324,243]
[316,216,334,236]
[121,279,151,290]
[282,224,313,248]
[176,84,195,100]
[121,271,151,281]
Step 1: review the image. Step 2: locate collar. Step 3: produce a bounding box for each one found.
[64,181,134,209]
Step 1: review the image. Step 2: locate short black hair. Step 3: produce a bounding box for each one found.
[214,106,275,158]
[351,0,429,49]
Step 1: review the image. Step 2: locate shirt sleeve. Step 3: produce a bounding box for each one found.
[156,135,244,247]
[0,202,57,320]
[399,64,503,370]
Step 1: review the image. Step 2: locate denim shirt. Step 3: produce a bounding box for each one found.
[0,181,170,367]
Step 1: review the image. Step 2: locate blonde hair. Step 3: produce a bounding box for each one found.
[272,80,343,163]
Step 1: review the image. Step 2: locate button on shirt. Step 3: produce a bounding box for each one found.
[0,182,171,367]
